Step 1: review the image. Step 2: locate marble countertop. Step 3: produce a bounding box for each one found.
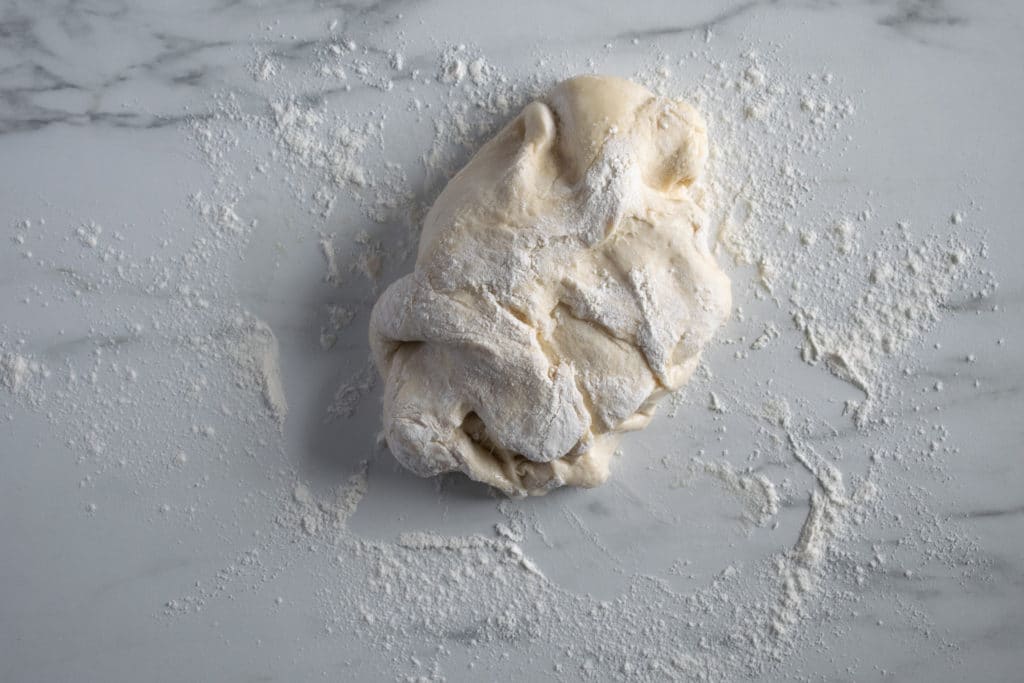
[1,1,1022,681]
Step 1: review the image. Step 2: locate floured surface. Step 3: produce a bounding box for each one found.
[1,2,1022,682]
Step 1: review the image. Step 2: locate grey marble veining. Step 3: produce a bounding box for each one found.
[1,0,1023,681]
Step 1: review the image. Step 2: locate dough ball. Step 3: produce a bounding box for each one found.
[370,75,731,496]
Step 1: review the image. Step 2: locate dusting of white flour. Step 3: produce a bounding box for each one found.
[0,19,997,683]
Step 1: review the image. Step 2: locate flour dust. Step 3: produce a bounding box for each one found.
[0,16,997,683]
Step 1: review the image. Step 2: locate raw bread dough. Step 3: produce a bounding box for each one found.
[370,75,731,496]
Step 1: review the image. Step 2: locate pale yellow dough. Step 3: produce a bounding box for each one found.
[370,75,731,496]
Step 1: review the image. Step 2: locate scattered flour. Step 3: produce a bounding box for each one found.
[750,321,779,350]
[291,464,369,536]
[230,317,288,425]
[693,459,780,527]
[326,362,376,421]
[319,304,356,350]
[0,22,997,683]
[1,353,33,393]
[319,235,343,285]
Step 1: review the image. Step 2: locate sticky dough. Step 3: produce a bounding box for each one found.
[370,75,731,496]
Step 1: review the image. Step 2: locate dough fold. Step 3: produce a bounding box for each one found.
[370,75,731,496]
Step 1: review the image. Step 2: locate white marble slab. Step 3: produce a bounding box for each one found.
[1,0,1022,680]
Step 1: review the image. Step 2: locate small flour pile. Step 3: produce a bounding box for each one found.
[0,15,997,683]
